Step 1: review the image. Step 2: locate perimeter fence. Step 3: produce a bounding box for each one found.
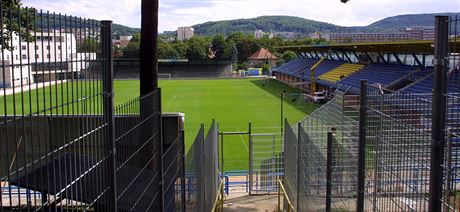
[1,4,185,211]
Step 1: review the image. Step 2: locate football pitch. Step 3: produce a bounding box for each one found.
[1,78,319,171]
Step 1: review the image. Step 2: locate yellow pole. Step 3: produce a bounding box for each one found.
[221,179,224,212]
[278,180,281,212]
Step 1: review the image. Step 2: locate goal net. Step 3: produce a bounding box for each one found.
[158,73,172,80]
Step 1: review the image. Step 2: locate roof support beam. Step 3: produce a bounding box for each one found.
[343,52,352,63]
[314,51,320,59]
[412,53,423,67]
[393,53,403,65]
[378,52,387,64]
[352,51,360,62]
[365,52,374,64]
[422,53,426,67]
[335,52,342,61]
[319,51,326,58]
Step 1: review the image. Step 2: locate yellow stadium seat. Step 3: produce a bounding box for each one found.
[318,64,364,83]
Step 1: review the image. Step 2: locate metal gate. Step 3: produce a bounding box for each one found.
[249,133,283,195]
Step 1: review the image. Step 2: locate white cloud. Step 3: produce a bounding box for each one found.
[23,0,459,32]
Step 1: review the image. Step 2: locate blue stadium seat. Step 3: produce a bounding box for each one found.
[339,64,420,90]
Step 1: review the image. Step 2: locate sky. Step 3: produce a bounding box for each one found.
[23,0,460,32]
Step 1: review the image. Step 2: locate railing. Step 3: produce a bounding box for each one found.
[277,179,295,212]
[211,179,225,212]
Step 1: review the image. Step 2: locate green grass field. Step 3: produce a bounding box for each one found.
[1,78,319,171]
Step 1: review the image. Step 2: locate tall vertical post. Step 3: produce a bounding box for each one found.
[220,132,224,174]
[281,91,286,136]
[140,0,161,210]
[248,122,253,195]
[101,20,117,211]
[326,132,333,212]
[356,80,367,212]
[140,0,159,94]
[296,122,302,211]
[429,15,449,212]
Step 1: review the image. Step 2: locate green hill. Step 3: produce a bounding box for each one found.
[189,13,460,36]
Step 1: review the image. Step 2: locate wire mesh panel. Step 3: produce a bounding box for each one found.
[163,130,185,212]
[203,120,219,212]
[114,89,162,211]
[279,88,360,211]
[249,132,283,195]
[185,125,204,212]
[283,120,298,209]
[0,4,114,211]
[185,121,220,212]
[364,85,432,211]
[443,15,460,212]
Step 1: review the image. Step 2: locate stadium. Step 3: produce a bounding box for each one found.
[0,1,460,212]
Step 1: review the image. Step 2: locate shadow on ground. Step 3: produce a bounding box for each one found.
[250,79,321,115]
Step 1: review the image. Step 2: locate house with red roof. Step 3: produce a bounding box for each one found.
[248,48,278,68]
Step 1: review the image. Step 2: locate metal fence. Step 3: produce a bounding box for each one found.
[0,4,183,211]
[363,85,432,211]
[185,120,220,212]
[283,86,359,211]
[249,132,284,195]
[281,15,460,212]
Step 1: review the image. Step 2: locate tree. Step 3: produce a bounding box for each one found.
[172,41,188,59]
[211,34,228,59]
[158,40,180,59]
[186,36,209,59]
[1,0,36,50]
[122,41,140,58]
[282,50,298,63]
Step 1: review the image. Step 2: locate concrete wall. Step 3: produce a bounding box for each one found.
[110,59,233,79]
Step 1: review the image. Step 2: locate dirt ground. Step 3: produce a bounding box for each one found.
[224,192,279,212]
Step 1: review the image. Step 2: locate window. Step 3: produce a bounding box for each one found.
[6,55,9,60]
[46,54,50,59]
[22,45,27,50]
[46,45,50,50]
[22,55,27,60]
[35,54,39,59]
[36,45,39,49]
[58,45,61,50]
[15,55,18,60]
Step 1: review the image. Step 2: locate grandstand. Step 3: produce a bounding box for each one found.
[273,41,460,95]
[318,63,364,83]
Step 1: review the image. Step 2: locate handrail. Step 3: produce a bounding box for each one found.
[277,179,296,212]
[211,178,225,212]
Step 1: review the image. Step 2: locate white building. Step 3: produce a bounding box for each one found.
[1,31,96,87]
[177,27,194,41]
[0,32,33,88]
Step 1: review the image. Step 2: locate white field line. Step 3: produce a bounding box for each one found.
[235,126,249,152]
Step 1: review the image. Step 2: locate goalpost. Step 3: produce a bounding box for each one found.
[158,73,172,80]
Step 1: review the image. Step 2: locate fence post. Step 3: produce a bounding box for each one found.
[249,122,253,195]
[326,132,333,212]
[429,15,449,212]
[101,20,117,211]
[356,80,367,212]
[297,122,302,211]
